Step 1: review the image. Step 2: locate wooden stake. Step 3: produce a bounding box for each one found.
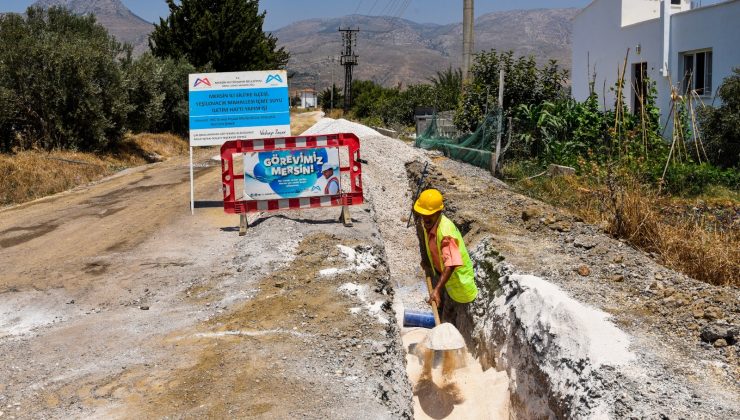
[339,205,353,227]
[614,49,630,158]
[239,214,248,236]
[425,276,441,326]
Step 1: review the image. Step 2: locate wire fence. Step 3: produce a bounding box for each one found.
[415,109,504,170]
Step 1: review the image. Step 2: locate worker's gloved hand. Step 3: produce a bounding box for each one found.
[428,288,442,309]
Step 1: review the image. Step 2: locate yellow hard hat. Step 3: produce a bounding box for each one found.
[414,189,444,216]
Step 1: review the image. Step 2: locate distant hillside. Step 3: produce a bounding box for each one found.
[32,0,153,55]
[21,3,577,88]
[275,8,577,89]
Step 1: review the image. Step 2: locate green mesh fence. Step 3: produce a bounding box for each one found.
[415,110,503,170]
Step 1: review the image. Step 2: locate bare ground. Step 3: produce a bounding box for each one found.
[0,126,411,418]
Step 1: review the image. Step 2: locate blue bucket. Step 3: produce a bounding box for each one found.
[403,310,436,329]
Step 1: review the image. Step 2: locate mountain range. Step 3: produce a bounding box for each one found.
[26,0,578,88]
[275,9,577,89]
[32,0,153,55]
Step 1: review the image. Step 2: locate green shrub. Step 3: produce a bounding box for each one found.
[345,70,463,128]
[428,67,463,112]
[154,56,197,136]
[698,68,740,168]
[351,80,389,119]
[652,162,739,195]
[123,53,167,134]
[318,85,343,111]
[455,51,568,132]
[0,7,130,151]
[373,84,436,127]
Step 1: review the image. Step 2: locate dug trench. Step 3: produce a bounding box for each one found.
[402,158,739,419]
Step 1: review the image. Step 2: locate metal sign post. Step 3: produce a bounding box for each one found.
[190,147,195,214]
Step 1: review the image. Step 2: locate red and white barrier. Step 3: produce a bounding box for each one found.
[220,133,364,215]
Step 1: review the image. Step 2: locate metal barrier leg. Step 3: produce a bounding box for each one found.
[239,214,248,236]
[339,205,353,227]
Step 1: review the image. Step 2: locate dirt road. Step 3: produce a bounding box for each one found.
[0,120,411,418]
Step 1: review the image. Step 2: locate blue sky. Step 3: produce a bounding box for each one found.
[2,0,594,29]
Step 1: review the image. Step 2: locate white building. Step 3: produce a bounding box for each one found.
[293,89,318,109]
[572,0,740,124]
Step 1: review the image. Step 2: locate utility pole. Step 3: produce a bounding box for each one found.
[492,69,505,175]
[328,55,336,111]
[339,27,359,111]
[462,0,474,83]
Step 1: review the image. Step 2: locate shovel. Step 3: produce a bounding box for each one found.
[423,276,465,351]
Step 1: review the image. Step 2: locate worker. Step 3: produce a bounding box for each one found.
[414,189,478,323]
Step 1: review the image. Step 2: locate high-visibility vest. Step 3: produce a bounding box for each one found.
[422,215,478,303]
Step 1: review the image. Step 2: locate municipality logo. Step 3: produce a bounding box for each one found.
[265,74,283,84]
[193,77,211,87]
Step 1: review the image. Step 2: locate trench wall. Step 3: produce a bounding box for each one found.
[450,238,631,419]
[402,160,637,419]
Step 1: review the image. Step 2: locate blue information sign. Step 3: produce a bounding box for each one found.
[188,71,291,146]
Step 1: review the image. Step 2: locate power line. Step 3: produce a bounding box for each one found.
[353,0,364,15]
[392,0,412,19]
[367,0,380,14]
[380,0,398,15]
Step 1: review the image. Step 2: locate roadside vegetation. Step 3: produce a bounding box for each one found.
[498,67,739,286]
[0,133,187,207]
[341,50,738,286]
[318,67,464,132]
[0,1,287,207]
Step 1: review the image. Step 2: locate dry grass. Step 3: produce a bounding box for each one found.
[0,133,188,207]
[290,109,332,135]
[325,109,345,119]
[125,132,189,160]
[516,172,739,287]
[291,118,318,136]
[606,179,739,286]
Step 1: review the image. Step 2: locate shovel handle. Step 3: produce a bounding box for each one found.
[425,276,441,326]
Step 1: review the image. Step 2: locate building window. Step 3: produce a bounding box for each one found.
[632,62,648,115]
[681,50,713,96]
[671,0,681,4]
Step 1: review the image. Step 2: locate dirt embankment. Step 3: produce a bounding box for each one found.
[0,133,190,208]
